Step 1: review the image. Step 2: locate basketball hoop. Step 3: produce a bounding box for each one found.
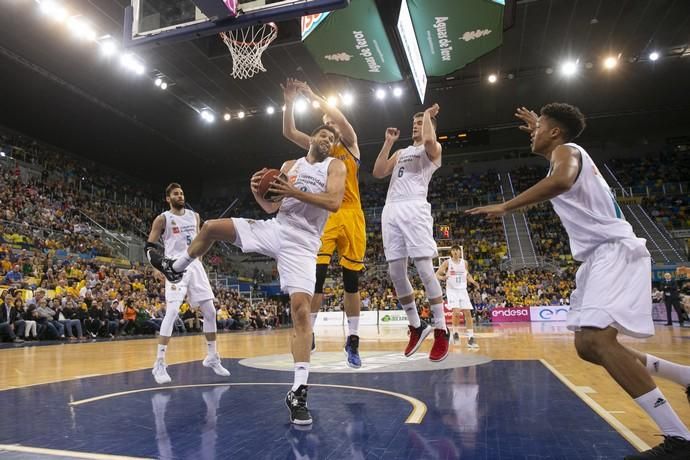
[220,22,278,79]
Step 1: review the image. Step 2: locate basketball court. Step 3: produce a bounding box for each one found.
[1,324,689,458]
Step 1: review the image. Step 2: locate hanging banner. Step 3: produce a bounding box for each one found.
[301,0,402,82]
[405,0,504,76]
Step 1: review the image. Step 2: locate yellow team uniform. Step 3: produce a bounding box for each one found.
[317,143,366,271]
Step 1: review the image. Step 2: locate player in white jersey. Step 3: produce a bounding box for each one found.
[145,183,230,384]
[436,245,480,348]
[467,103,690,459]
[373,103,451,363]
[150,126,346,426]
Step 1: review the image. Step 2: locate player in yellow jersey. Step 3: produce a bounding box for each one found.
[282,78,365,368]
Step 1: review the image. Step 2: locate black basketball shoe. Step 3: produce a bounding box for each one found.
[148,251,185,284]
[285,385,312,425]
[624,436,690,459]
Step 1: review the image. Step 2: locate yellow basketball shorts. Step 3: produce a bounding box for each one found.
[317,206,366,271]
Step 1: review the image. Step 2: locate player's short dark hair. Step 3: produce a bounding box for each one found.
[311,124,338,141]
[413,112,437,128]
[540,103,586,142]
[165,182,182,196]
[450,244,461,251]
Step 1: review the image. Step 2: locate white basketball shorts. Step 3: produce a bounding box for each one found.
[567,240,654,338]
[232,217,319,297]
[165,259,214,305]
[447,288,473,310]
[381,200,437,261]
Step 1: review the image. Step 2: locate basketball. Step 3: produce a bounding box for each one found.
[257,168,284,202]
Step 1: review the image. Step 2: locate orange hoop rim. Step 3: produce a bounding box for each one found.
[220,22,278,47]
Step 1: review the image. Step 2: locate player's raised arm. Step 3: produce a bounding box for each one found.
[281,78,311,150]
[466,144,580,217]
[422,103,442,163]
[373,128,400,179]
[297,81,359,158]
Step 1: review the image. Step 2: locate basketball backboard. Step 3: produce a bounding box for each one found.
[125,0,349,49]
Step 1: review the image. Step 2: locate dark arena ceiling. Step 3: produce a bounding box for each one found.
[1,0,689,190]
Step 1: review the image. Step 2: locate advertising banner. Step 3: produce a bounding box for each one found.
[314,311,344,326]
[301,0,402,82]
[529,306,570,322]
[379,310,410,325]
[405,0,504,76]
[359,310,379,326]
[491,307,531,323]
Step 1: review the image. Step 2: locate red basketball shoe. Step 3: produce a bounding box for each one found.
[429,328,450,362]
[404,323,432,357]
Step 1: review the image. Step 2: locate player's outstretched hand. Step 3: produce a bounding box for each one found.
[425,103,440,117]
[268,174,298,199]
[465,203,508,218]
[250,168,269,195]
[281,78,300,102]
[294,80,315,99]
[515,107,538,133]
[385,127,400,142]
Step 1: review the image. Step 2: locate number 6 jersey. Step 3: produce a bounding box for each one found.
[385,144,440,203]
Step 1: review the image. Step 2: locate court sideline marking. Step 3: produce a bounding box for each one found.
[0,444,150,459]
[540,359,650,452]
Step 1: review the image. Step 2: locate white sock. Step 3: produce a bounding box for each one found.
[431,302,446,330]
[347,316,360,336]
[292,362,309,391]
[646,354,690,387]
[634,387,690,439]
[467,329,474,338]
[172,252,194,272]
[157,344,167,360]
[402,301,421,328]
[310,313,318,329]
[207,340,217,356]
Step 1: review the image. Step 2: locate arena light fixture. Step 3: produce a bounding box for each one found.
[154,78,162,87]
[393,87,403,98]
[237,111,246,119]
[223,113,231,121]
[341,93,354,106]
[200,110,215,123]
[487,74,498,83]
[375,88,386,100]
[311,100,320,109]
[649,51,660,61]
[100,40,117,57]
[560,60,578,77]
[0,151,5,158]
[294,98,307,114]
[327,96,338,107]
[40,1,68,22]
[266,106,275,115]
[160,82,168,90]
[603,56,618,70]
[68,17,96,41]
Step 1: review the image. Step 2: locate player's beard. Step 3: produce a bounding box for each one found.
[171,200,184,211]
[313,142,330,162]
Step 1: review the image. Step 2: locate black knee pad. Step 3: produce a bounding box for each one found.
[342,267,360,293]
[314,264,328,294]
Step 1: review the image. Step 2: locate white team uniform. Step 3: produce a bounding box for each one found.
[552,143,653,338]
[232,157,334,296]
[381,144,440,261]
[161,210,214,304]
[446,258,473,310]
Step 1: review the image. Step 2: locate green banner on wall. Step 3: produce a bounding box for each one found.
[301,0,402,82]
[406,0,504,76]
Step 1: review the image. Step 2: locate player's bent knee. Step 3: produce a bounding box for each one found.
[342,267,359,293]
[413,257,443,299]
[314,264,328,294]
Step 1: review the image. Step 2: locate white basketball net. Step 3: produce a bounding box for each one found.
[220,23,278,79]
